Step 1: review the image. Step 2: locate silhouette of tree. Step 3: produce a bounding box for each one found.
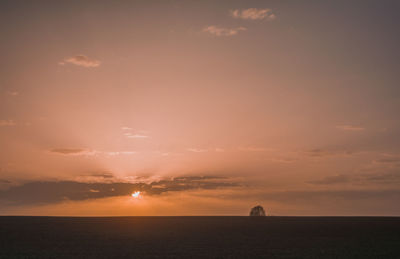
[249,205,266,216]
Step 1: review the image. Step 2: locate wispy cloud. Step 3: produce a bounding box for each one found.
[0,120,16,127]
[237,147,272,152]
[104,151,136,156]
[49,148,136,157]
[126,134,150,139]
[374,157,400,164]
[7,91,19,96]
[268,157,297,163]
[307,174,351,185]
[336,125,365,131]
[49,148,97,156]
[373,155,400,169]
[73,172,117,183]
[60,55,101,68]
[122,128,150,139]
[82,172,115,179]
[203,26,246,36]
[187,148,207,153]
[303,148,355,158]
[308,170,400,186]
[230,8,276,21]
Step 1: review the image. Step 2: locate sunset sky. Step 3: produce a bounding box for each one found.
[1,0,400,216]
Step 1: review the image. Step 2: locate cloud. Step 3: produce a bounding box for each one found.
[187,148,207,153]
[254,189,400,207]
[80,171,114,181]
[307,174,351,185]
[126,134,150,139]
[268,157,297,163]
[303,148,354,158]
[49,148,136,157]
[237,147,272,152]
[230,8,276,21]
[49,148,97,156]
[61,55,101,68]
[336,125,365,131]
[0,120,16,127]
[122,128,150,139]
[0,176,239,205]
[308,171,400,186]
[374,157,400,164]
[83,172,115,179]
[50,148,87,155]
[73,172,117,183]
[203,26,246,36]
[304,149,334,157]
[7,91,19,96]
[104,151,136,156]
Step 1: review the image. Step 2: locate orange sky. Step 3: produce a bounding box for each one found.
[1,0,400,216]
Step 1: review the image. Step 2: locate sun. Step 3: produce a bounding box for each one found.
[131,191,141,198]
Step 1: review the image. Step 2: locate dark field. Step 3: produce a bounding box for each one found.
[1,216,400,258]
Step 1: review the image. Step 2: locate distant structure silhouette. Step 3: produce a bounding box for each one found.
[249,205,266,216]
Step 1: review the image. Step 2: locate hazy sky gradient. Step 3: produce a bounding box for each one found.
[1,0,400,216]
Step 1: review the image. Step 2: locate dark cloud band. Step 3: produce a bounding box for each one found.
[0,176,238,205]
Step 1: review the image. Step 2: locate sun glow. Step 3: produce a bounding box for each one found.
[131,191,141,198]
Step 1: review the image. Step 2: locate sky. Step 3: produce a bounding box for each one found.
[1,0,400,216]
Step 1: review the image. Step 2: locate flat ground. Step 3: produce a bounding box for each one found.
[1,216,400,258]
